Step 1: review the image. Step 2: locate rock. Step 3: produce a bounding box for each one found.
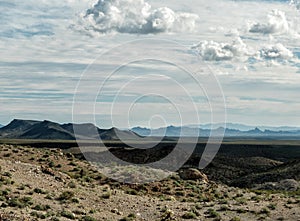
[41,166,55,176]
[278,179,299,191]
[178,168,208,181]
[161,209,175,221]
[111,208,122,215]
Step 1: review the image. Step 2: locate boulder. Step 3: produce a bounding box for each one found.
[178,168,208,182]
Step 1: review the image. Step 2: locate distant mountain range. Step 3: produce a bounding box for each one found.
[0,119,140,140]
[0,124,3,128]
[0,119,299,140]
[187,123,300,132]
[131,125,300,138]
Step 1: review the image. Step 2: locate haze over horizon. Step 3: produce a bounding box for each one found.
[1,0,300,128]
[0,118,300,131]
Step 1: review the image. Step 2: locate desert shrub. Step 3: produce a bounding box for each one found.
[0,176,12,185]
[195,203,202,210]
[8,196,33,208]
[71,198,80,203]
[17,184,26,190]
[219,199,228,205]
[45,193,55,200]
[268,203,277,210]
[82,176,93,183]
[175,190,185,196]
[81,216,96,221]
[259,208,270,216]
[207,208,220,219]
[182,211,197,219]
[119,213,136,221]
[30,211,48,219]
[60,210,75,219]
[34,188,47,194]
[89,209,96,214]
[0,189,10,196]
[32,204,51,211]
[101,192,111,199]
[251,195,261,202]
[68,181,77,188]
[58,191,74,201]
[125,188,138,195]
[48,161,55,168]
[236,197,247,205]
[3,153,11,157]
[219,205,229,211]
[236,208,246,214]
[2,172,12,178]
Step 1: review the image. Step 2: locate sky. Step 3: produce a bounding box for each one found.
[1,0,300,128]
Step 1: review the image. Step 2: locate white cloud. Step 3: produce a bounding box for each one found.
[192,37,251,61]
[290,0,300,10]
[192,35,297,64]
[258,43,294,60]
[79,0,199,35]
[248,9,289,34]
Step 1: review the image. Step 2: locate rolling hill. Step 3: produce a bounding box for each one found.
[0,119,140,140]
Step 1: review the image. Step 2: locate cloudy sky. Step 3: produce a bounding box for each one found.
[1,0,300,128]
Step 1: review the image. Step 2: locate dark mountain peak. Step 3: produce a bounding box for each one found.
[9,119,39,126]
[167,125,177,129]
[108,127,118,131]
[0,119,141,140]
[2,119,40,131]
[252,127,263,133]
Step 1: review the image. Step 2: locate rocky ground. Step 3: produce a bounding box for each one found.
[0,144,299,221]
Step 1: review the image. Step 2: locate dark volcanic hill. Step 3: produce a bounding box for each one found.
[0,119,139,140]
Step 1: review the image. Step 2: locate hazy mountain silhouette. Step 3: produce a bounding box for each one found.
[0,119,140,140]
[132,125,300,137]
[189,123,300,132]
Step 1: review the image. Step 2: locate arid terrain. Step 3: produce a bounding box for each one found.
[0,141,299,221]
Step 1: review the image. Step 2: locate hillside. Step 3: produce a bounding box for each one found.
[0,119,140,141]
[0,144,299,220]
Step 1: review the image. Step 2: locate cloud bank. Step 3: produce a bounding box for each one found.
[80,0,199,34]
[192,38,251,61]
[192,38,294,65]
[248,10,289,34]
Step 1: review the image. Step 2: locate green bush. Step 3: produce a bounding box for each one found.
[32,204,51,211]
[58,191,74,201]
[34,188,46,194]
[61,210,75,219]
[207,208,220,218]
[81,216,96,221]
[8,196,33,208]
[182,211,197,219]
